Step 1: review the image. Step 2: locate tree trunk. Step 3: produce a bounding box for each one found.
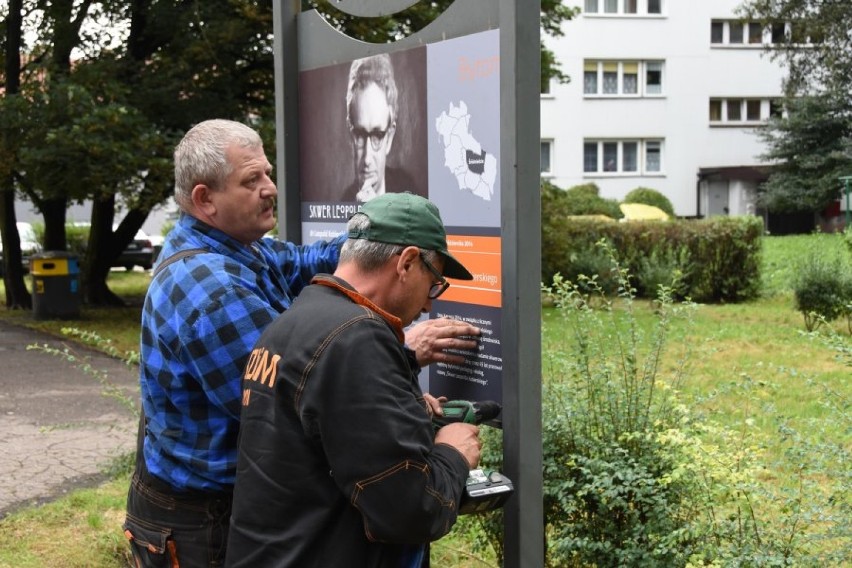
[83,196,125,306]
[40,198,69,251]
[1,0,32,310]
[83,197,150,307]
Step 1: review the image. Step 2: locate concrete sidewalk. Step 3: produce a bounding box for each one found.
[0,319,138,519]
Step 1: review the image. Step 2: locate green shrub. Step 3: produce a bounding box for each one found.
[543,181,623,219]
[537,250,706,566]
[541,216,763,303]
[65,223,90,258]
[561,248,620,298]
[623,187,675,217]
[635,246,691,300]
[792,252,852,331]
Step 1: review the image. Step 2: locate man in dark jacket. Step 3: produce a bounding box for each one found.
[226,192,481,567]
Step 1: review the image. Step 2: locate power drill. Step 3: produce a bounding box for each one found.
[432,400,514,515]
[431,399,502,429]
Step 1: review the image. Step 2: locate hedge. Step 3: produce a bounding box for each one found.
[542,215,764,303]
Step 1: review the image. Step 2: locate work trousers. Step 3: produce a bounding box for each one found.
[123,462,232,568]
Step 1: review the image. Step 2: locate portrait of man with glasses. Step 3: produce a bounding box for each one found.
[341,53,422,203]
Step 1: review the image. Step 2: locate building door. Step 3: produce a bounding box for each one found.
[707,180,730,216]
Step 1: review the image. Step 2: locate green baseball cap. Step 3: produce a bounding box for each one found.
[348,192,473,280]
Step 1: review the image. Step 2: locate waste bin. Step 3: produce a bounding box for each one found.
[30,251,81,320]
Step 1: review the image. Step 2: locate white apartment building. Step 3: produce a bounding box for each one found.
[540,0,788,219]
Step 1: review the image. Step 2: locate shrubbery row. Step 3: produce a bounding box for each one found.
[542,183,764,303]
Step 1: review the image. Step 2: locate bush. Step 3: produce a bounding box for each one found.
[65,223,90,258]
[538,249,706,566]
[542,181,623,219]
[792,251,852,331]
[541,215,764,303]
[624,187,675,217]
[635,246,692,300]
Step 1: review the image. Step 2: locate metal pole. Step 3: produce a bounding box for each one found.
[273,0,303,243]
[839,176,852,231]
[500,0,543,566]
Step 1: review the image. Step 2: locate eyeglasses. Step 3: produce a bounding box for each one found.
[350,124,391,152]
[419,252,450,300]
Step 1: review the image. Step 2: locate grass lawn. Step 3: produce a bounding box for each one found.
[0,234,849,567]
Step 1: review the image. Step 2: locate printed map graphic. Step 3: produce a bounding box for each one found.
[435,101,497,201]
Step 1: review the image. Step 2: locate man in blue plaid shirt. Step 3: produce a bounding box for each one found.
[122,119,480,568]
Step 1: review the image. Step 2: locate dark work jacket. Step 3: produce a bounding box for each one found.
[225,275,469,568]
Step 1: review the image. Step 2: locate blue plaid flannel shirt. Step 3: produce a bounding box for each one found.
[140,214,343,491]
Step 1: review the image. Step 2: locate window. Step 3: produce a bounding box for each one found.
[709,97,781,124]
[748,22,762,44]
[711,22,724,44]
[602,62,618,94]
[540,140,552,175]
[645,142,661,172]
[729,23,743,44]
[712,20,770,46]
[622,142,638,172]
[583,139,664,175]
[623,62,638,94]
[788,23,821,45]
[714,20,799,46]
[709,99,722,121]
[645,62,662,95]
[583,60,664,97]
[583,142,598,173]
[583,62,598,94]
[603,142,618,171]
[727,99,742,121]
[584,0,662,15]
[746,99,761,121]
[769,99,783,118]
[770,23,786,44]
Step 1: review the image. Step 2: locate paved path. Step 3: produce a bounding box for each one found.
[0,320,139,518]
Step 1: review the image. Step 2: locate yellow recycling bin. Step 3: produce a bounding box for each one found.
[30,252,81,320]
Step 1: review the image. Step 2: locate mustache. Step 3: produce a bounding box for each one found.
[261,198,276,212]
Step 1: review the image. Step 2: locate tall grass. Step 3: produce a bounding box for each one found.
[761,232,849,297]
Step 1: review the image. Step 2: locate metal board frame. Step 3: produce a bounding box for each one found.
[273,2,541,566]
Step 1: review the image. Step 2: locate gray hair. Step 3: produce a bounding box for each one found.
[346,54,399,128]
[173,119,263,210]
[340,213,438,272]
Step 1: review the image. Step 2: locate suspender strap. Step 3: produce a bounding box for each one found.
[136,247,207,470]
[152,248,208,278]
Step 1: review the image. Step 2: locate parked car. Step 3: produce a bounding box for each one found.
[0,222,42,276]
[114,228,156,271]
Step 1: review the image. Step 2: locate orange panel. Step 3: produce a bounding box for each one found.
[443,235,502,307]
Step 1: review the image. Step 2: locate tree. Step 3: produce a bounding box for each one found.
[756,91,852,212]
[738,0,852,214]
[2,0,275,305]
[738,0,852,96]
[0,0,31,309]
